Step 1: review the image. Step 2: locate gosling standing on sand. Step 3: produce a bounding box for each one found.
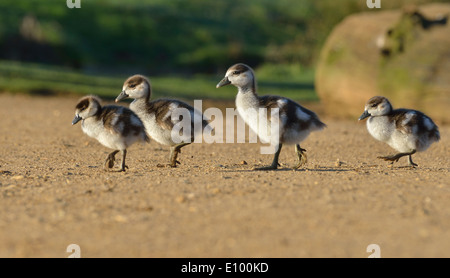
[216,63,326,170]
[116,75,211,167]
[72,95,149,171]
[359,96,440,167]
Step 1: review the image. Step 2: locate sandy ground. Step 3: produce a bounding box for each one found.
[0,93,449,258]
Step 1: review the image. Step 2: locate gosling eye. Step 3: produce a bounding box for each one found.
[232,70,240,75]
[371,103,378,108]
[129,84,136,89]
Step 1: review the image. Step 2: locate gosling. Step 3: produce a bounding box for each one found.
[359,96,440,167]
[216,63,326,170]
[72,95,149,171]
[115,75,210,167]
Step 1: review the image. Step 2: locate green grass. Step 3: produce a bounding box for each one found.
[0,60,318,102]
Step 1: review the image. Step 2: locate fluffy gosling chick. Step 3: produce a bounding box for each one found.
[216,63,326,170]
[115,75,210,167]
[72,95,149,171]
[359,96,440,167]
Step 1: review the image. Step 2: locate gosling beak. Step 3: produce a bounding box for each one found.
[72,115,82,125]
[358,110,370,121]
[216,77,231,88]
[115,91,129,102]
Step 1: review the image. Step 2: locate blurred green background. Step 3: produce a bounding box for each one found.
[0,0,447,101]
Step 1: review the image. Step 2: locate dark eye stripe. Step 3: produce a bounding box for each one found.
[75,98,90,110]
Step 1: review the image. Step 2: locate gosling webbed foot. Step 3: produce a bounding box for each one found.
[293,144,307,169]
[377,155,401,163]
[104,150,119,170]
[377,150,416,166]
[156,160,181,168]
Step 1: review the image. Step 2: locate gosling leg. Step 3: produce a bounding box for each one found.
[378,150,417,166]
[168,143,191,167]
[293,144,307,169]
[105,150,119,170]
